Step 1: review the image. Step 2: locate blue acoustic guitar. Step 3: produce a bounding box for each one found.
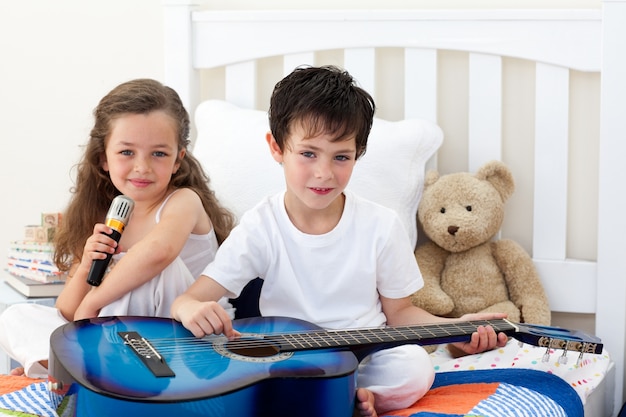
[48,316,602,417]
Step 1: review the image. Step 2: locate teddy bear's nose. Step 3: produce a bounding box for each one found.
[448,226,459,235]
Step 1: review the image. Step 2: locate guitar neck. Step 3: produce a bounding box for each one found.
[267,319,514,352]
[261,319,602,355]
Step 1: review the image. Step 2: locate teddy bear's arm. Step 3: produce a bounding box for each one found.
[410,241,455,315]
[492,239,552,325]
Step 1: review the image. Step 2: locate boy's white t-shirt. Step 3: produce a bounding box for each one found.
[203,190,423,330]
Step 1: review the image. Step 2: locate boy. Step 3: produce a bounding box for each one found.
[171,65,508,417]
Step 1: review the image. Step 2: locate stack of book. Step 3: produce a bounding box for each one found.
[4,212,67,297]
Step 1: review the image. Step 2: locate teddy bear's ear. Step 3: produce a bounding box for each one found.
[475,160,515,202]
[423,169,440,188]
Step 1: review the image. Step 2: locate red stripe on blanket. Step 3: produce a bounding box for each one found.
[385,382,499,416]
[0,375,44,395]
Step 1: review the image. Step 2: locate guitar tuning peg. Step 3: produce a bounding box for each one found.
[518,341,523,348]
[542,346,551,363]
[47,380,64,391]
[558,341,570,365]
[576,342,589,367]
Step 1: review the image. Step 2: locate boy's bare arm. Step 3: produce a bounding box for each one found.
[380,295,508,354]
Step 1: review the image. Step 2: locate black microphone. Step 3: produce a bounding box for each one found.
[86,195,135,286]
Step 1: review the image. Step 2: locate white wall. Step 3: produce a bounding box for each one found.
[192,0,600,9]
[0,1,164,266]
[0,0,600,268]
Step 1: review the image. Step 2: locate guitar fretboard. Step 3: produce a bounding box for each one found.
[265,319,518,352]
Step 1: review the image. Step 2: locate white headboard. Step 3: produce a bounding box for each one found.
[162,1,626,412]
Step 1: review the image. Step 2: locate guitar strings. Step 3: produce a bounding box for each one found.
[110,320,597,373]
[144,320,519,355]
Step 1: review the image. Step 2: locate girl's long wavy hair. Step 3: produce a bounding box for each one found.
[53,79,235,271]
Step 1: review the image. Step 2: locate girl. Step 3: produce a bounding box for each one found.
[0,78,235,377]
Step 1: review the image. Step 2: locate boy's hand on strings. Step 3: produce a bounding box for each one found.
[177,299,240,339]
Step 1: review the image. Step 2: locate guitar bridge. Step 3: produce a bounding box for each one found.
[118,331,175,378]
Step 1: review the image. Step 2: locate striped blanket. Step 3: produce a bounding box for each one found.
[383,368,582,417]
[0,368,582,417]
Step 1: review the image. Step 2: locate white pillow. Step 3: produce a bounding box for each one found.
[193,100,443,247]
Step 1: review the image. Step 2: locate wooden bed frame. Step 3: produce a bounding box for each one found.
[162,1,626,415]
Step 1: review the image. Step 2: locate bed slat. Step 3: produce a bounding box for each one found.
[163,2,200,120]
[344,48,376,100]
[468,53,502,172]
[533,63,569,260]
[284,53,315,76]
[225,61,257,110]
[404,48,438,123]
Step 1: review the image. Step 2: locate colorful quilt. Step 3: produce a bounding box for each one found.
[383,368,582,417]
[0,340,610,417]
[0,375,45,416]
[0,369,584,417]
[380,339,612,417]
[429,339,611,403]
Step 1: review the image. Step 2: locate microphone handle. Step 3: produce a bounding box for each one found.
[86,229,122,287]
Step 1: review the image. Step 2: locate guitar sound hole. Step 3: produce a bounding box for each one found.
[226,339,280,358]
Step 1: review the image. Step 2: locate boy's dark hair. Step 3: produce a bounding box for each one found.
[268,65,375,158]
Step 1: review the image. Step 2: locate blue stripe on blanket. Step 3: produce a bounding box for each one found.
[432,369,583,417]
[0,381,58,417]
[471,383,566,417]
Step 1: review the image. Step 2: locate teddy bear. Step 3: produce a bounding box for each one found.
[410,160,551,326]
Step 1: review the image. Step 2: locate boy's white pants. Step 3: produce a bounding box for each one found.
[357,344,435,413]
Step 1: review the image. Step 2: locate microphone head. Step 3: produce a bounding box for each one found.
[105,195,135,232]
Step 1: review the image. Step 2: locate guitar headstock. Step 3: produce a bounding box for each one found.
[511,321,603,354]
[509,321,603,365]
